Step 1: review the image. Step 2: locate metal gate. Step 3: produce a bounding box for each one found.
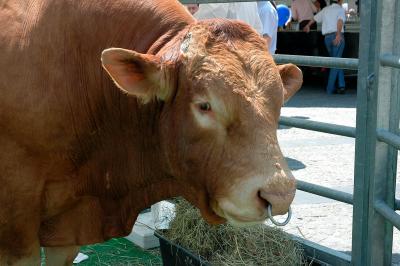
[180,0,400,265]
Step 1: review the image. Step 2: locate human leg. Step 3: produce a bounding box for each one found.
[324,34,338,94]
[325,34,346,93]
[335,36,346,89]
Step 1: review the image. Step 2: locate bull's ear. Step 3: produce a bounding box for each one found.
[278,64,303,103]
[101,48,173,103]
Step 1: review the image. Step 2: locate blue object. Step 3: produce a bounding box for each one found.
[276,4,291,27]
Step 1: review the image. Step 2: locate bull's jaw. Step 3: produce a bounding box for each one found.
[184,186,227,225]
[199,192,227,225]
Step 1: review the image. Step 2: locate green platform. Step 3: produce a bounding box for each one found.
[77,238,162,266]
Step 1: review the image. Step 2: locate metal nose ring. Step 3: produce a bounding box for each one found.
[267,205,292,226]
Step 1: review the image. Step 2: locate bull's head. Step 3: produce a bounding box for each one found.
[101,19,302,226]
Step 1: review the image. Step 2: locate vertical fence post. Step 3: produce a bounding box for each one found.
[368,0,398,264]
[352,0,399,265]
[351,0,379,264]
[382,0,400,264]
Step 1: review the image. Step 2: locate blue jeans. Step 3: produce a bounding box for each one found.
[324,33,345,94]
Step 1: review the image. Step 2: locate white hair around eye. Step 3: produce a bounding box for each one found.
[190,90,231,132]
[191,102,214,129]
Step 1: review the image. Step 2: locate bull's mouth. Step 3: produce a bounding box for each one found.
[225,212,268,225]
[210,199,268,226]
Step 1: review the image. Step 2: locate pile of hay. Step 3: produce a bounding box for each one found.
[162,199,304,265]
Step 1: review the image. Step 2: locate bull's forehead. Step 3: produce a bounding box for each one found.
[180,19,267,57]
[180,22,280,94]
[186,47,282,115]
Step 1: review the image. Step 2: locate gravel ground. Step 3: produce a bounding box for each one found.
[274,85,400,265]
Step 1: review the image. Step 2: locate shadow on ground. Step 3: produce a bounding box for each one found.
[285,157,306,171]
[284,77,357,109]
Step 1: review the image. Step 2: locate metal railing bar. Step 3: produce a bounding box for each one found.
[396,199,400,211]
[380,53,400,69]
[376,128,400,150]
[297,180,354,205]
[279,116,356,138]
[273,54,359,70]
[374,200,400,230]
[290,235,352,265]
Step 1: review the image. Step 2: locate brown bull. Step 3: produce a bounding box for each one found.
[0,0,302,265]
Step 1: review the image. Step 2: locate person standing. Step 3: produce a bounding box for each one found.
[194,2,263,35]
[257,1,278,54]
[291,0,318,30]
[303,0,346,94]
[291,0,319,57]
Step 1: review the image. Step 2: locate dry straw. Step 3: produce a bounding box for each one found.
[162,199,304,266]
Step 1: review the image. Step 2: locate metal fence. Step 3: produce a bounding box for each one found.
[180,0,400,265]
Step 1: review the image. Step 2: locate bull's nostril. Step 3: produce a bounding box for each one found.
[257,190,270,208]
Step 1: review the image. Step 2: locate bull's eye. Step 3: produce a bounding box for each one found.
[198,102,212,112]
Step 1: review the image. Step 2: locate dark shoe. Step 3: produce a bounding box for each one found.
[337,87,346,94]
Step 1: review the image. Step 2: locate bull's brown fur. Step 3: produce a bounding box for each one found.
[0,0,194,260]
[0,0,302,264]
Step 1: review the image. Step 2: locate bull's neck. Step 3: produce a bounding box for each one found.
[69,1,193,198]
[76,99,167,196]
